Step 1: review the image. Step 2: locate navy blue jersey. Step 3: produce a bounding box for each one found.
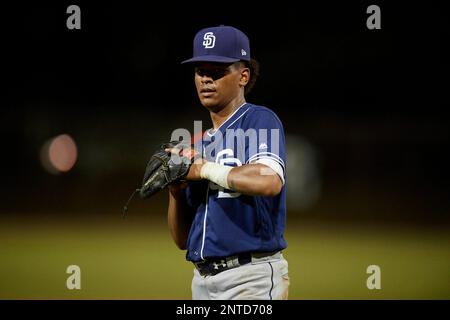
[185,103,287,262]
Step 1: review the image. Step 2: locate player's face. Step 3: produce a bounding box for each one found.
[194,62,248,112]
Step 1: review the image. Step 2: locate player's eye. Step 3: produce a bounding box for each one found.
[195,66,230,80]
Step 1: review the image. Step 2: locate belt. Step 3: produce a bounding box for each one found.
[193,251,280,277]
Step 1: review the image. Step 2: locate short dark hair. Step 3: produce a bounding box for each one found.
[243,59,260,96]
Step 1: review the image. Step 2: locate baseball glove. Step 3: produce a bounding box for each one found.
[139,140,197,199]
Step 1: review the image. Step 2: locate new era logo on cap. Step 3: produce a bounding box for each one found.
[182,25,251,64]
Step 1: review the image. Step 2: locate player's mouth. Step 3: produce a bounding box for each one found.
[200,88,216,97]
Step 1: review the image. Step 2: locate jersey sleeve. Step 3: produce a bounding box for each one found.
[244,109,286,185]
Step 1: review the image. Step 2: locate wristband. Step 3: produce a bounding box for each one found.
[200,162,233,189]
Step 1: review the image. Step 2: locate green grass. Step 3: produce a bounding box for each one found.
[0,214,449,299]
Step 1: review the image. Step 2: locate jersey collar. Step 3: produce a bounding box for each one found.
[206,102,249,137]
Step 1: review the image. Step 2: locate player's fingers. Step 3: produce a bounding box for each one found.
[181,148,199,160]
[166,147,200,161]
[165,147,181,155]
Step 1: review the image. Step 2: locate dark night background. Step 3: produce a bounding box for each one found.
[5,2,449,223]
[0,2,449,299]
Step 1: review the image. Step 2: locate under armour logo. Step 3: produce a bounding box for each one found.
[259,143,268,150]
[241,49,247,56]
[203,32,216,49]
[213,260,227,269]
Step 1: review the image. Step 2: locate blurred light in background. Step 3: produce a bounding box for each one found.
[40,134,78,174]
[286,134,321,211]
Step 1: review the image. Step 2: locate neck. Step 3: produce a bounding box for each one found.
[210,98,246,130]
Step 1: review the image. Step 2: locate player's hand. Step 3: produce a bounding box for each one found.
[165,147,206,181]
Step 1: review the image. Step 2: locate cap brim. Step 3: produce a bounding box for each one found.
[181,55,241,64]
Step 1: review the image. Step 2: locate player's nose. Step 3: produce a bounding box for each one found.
[200,74,213,84]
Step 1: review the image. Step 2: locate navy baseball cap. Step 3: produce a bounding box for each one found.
[181,25,251,64]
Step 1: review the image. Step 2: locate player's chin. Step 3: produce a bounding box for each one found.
[200,97,220,111]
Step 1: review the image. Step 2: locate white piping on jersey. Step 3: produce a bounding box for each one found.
[247,152,286,171]
[200,184,210,261]
[248,151,284,163]
[225,108,250,130]
[200,103,248,259]
[206,102,248,137]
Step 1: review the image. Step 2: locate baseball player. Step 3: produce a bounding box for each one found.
[167,25,289,300]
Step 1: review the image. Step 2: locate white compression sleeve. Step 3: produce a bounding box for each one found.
[200,162,233,189]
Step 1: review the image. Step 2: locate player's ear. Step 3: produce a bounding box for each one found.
[239,65,250,87]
